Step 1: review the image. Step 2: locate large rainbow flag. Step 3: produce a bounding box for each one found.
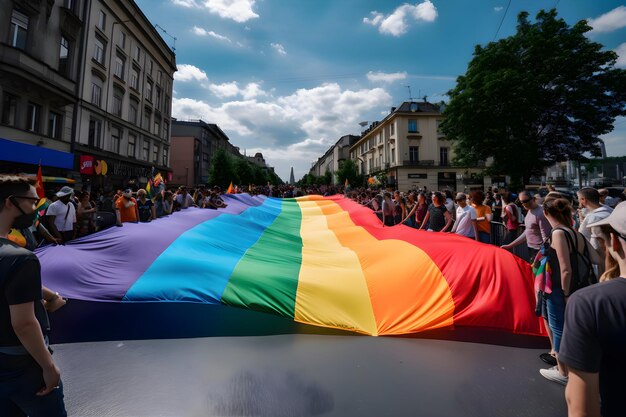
[37,194,544,337]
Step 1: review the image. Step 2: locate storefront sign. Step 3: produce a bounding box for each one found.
[110,161,151,178]
[80,155,95,175]
[408,173,427,179]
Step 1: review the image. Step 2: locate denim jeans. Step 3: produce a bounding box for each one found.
[545,288,566,353]
[478,231,491,244]
[0,353,66,417]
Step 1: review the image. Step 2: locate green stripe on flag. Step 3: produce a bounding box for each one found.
[221,199,303,318]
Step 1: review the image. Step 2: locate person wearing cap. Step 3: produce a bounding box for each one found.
[44,186,76,244]
[450,193,479,240]
[115,189,138,224]
[559,202,626,417]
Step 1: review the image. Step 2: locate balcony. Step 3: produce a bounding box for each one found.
[402,160,435,167]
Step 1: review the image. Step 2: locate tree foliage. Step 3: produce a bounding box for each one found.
[441,9,626,188]
[207,148,236,189]
[335,159,362,186]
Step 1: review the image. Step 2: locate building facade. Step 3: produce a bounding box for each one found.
[0,0,176,192]
[0,0,82,178]
[171,119,243,186]
[73,0,176,191]
[310,134,359,184]
[350,102,486,191]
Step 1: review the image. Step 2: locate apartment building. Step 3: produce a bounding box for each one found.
[310,134,359,184]
[350,102,486,191]
[0,0,82,177]
[73,0,176,190]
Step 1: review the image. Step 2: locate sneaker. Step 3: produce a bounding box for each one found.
[540,352,557,366]
[540,366,568,385]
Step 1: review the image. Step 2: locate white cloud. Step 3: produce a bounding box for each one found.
[271,43,287,55]
[172,0,197,7]
[366,71,407,83]
[616,43,626,68]
[208,82,267,99]
[172,83,392,179]
[363,1,437,36]
[494,6,503,12]
[174,64,209,82]
[588,6,626,33]
[192,26,232,43]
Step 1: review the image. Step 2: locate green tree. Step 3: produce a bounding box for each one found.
[323,169,333,185]
[234,158,253,186]
[251,164,269,185]
[335,159,361,187]
[208,148,236,189]
[441,9,626,189]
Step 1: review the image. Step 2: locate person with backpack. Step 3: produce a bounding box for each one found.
[538,196,603,385]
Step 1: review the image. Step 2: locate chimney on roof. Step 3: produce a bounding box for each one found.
[391,107,396,113]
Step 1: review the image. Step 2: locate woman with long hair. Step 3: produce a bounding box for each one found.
[393,191,406,226]
[500,192,520,245]
[539,197,603,385]
[402,192,417,228]
[419,191,453,232]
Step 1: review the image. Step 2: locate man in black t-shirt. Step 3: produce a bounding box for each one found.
[559,203,626,417]
[0,175,66,416]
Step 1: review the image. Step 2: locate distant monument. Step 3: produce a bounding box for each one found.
[289,167,295,185]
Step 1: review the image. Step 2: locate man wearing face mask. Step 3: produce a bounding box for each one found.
[0,175,67,416]
[45,187,76,244]
[115,189,139,225]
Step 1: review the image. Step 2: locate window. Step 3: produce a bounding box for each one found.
[436,119,443,133]
[130,67,139,90]
[148,60,153,76]
[157,70,162,85]
[119,32,126,48]
[91,81,102,107]
[88,119,103,148]
[127,134,136,158]
[26,102,41,133]
[142,139,150,160]
[152,143,159,163]
[129,100,138,124]
[93,38,105,64]
[145,81,152,102]
[134,46,140,62]
[48,112,62,139]
[408,119,418,133]
[440,147,449,166]
[155,87,162,109]
[114,54,125,80]
[143,110,151,131]
[391,148,395,163]
[409,146,419,163]
[164,121,169,141]
[202,153,209,163]
[390,122,394,135]
[98,11,106,31]
[10,10,29,50]
[154,119,160,136]
[113,90,123,117]
[59,36,70,76]
[1,93,18,126]
[162,146,168,166]
[64,0,75,13]
[110,127,121,153]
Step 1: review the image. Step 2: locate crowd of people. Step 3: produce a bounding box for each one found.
[1,172,625,416]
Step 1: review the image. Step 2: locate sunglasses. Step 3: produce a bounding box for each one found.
[10,195,43,206]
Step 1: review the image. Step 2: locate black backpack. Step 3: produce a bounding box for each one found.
[559,228,597,294]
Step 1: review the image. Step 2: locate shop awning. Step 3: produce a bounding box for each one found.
[0,137,74,169]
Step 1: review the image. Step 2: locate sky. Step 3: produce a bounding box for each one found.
[135,0,626,182]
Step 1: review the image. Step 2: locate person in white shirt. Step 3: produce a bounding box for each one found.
[175,186,195,209]
[451,192,479,240]
[45,186,76,243]
[577,187,613,251]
